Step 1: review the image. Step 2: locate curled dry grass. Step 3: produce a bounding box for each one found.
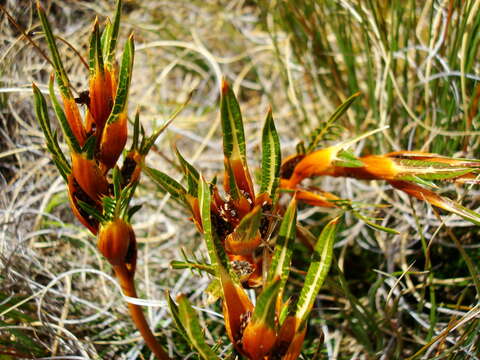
[1,0,479,359]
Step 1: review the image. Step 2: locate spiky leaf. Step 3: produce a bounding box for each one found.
[105,35,134,125]
[260,109,281,199]
[176,148,200,197]
[144,166,186,203]
[169,294,218,360]
[266,197,297,292]
[295,217,340,324]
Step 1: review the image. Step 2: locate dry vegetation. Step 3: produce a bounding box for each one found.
[1,0,479,359]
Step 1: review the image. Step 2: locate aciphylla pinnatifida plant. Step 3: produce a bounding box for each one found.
[33,1,176,359]
[147,81,341,359]
[148,84,480,359]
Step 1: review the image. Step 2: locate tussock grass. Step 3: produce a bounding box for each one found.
[0,0,479,359]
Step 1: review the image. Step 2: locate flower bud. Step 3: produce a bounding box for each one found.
[97,219,132,265]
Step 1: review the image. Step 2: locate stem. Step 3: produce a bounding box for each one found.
[113,264,170,360]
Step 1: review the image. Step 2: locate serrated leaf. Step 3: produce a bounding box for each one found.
[295,217,340,324]
[220,81,254,200]
[307,92,361,152]
[176,147,200,197]
[47,76,81,153]
[198,177,237,279]
[32,83,71,174]
[105,35,134,125]
[175,294,218,360]
[260,109,281,200]
[167,293,189,343]
[144,166,187,203]
[221,80,247,162]
[267,197,297,293]
[198,176,217,269]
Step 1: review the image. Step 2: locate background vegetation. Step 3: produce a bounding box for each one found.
[1,0,479,358]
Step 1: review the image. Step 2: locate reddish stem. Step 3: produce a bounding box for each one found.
[113,264,170,360]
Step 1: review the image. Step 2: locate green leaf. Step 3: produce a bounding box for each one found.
[90,20,105,76]
[167,292,189,343]
[397,175,438,188]
[250,279,281,329]
[220,80,247,162]
[105,35,134,125]
[260,109,281,199]
[266,198,297,292]
[172,294,218,360]
[32,83,71,175]
[107,0,122,67]
[131,110,140,151]
[198,177,235,278]
[295,217,340,325]
[140,91,193,155]
[37,3,72,99]
[198,177,218,270]
[307,92,361,152]
[176,147,200,197]
[144,166,187,203]
[334,149,364,168]
[48,75,81,153]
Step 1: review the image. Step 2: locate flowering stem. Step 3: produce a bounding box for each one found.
[113,264,170,360]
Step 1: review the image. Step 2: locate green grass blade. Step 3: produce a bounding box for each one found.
[295,216,340,324]
[260,109,281,199]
